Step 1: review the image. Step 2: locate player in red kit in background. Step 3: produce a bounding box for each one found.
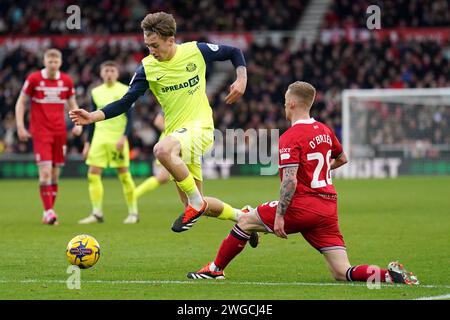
[187,81,419,285]
[15,48,82,225]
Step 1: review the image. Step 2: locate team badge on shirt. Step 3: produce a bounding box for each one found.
[186,62,197,72]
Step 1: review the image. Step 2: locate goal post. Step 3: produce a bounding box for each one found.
[339,88,450,178]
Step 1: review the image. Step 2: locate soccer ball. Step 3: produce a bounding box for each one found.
[66,234,101,269]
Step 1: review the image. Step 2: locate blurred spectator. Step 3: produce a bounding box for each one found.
[366,103,450,146]
[210,37,450,140]
[1,1,450,159]
[0,0,306,35]
[323,0,450,29]
[1,36,450,157]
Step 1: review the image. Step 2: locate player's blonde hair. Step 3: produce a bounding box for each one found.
[44,48,62,59]
[141,12,176,38]
[287,81,316,109]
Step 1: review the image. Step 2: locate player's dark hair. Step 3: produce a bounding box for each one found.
[141,12,176,38]
[100,60,119,70]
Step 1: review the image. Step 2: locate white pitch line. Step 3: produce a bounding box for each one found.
[1,279,450,289]
[414,293,450,300]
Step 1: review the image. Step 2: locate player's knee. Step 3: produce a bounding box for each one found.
[39,167,52,183]
[237,214,253,232]
[153,143,171,161]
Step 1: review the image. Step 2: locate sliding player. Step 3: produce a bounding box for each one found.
[187,81,418,285]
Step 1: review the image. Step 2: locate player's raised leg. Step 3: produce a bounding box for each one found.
[154,135,207,232]
[135,114,169,199]
[79,166,104,224]
[204,196,259,248]
[171,176,206,231]
[187,211,266,279]
[322,250,419,285]
[204,197,239,221]
[118,167,139,224]
[173,177,204,208]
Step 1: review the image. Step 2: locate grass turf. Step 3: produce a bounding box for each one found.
[0,176,449,300]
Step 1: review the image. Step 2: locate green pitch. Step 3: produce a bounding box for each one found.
[0,176,449,300]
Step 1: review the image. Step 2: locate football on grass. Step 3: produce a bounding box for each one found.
[66,234,101,269]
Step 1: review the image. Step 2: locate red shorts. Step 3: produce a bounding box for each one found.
[32,132,67,166]
[256,195,346,253]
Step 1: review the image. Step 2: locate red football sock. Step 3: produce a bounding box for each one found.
[346,265,388,282]
[214,225,249,270]
[39,184,53,211]
[50,183,58,206]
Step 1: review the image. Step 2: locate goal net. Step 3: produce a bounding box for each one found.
[338,88,450,178]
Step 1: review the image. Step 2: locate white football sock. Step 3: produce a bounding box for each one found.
[187,191,204,211]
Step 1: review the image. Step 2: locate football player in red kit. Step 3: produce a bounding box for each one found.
[187,81,418,285]
[15,48,82,225]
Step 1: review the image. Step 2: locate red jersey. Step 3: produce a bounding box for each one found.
[278,118,343,197]
[21,69,75,134]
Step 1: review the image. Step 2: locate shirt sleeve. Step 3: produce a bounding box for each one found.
[124,107,133,137]
[279,139,301,169]
[197,42,246,68]
[100,64,148,119]
[21,74,35,96]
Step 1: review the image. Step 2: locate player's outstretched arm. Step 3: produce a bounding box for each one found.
[197,42,247,104]
[274,165,298,239]
[69,109,105,126]
[225,66,247,104]
[15,93,32,141]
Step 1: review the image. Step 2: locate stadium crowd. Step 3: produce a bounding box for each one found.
[211,37,450,143]
[0,0,306,34]
[1,1,450,158]
[323,0,450,28]
[365,103,450,147]
[1,35,449,158]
